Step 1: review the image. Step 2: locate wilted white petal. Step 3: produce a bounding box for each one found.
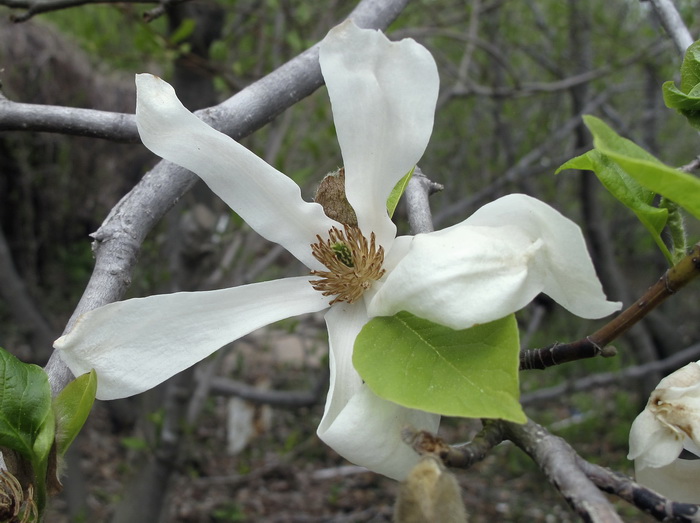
[135,73,336,269]
[628,409,685,469]
[463,194,621,318]
[56,276,330,400]
[317,302,440,480]
[636,457,700,503]
[629,362,700,470]
[367,224,544,329]
[320,21,439,246]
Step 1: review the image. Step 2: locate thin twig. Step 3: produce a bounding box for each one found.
[520,242,700,370]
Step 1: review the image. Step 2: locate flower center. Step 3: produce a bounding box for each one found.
[310,225,386,305]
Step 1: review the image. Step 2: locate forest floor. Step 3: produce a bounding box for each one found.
[43,327,656,523]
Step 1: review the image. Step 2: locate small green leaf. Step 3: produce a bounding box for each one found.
[0,348,53,460]
[557,149,672,262]
[53,370,97,457]
[354,313,525,423]
[386,167,414,218]
[582,115,700,221]
[663,40,700,128]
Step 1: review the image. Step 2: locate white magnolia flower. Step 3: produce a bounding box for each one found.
[628,360,700,502]
[56,21,620,480]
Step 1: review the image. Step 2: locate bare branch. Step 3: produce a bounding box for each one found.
[576,457,700,522]
[403,421,505,469]
[44,0,412,396]
[500,419,624,522]
[521,343,700,406]
[520,242,700,371]
[1,0,160,22]
[0,100,138,141]
[647,0,694,55]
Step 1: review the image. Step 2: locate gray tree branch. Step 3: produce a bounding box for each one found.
[648,0,694,55]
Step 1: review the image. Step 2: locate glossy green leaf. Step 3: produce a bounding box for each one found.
[0,348,53,460]
[354,313,525,423]
[557,149,672,262]
[53,370,97,457]
[582,115,700,221]
[386,167,414,218]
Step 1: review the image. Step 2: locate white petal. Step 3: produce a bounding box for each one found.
[368,224,548,329]
[317,302,440,480]
[320,384,440,480]
[636,458,700,503]
[56,277,330,400]
[135,74,335,269]
[463,194,621,318]
[320,21,439,246]
[628,409,682,468]
[318,302,366,429]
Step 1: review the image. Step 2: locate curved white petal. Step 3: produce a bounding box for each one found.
[320,21,439,246]
[636,458,700,503]
[463,194,621,318]
[368,225,547,329]
[56,277,330,400]
[135,73,335,269]
[321,385,440,480]
[317,302,440,480]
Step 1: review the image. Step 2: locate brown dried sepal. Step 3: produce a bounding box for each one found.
[313,168,358,226]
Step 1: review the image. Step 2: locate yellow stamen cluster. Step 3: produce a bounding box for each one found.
[310,225,386,305]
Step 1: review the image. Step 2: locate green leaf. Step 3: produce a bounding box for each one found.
[0,348,53,460]
[354,313,525,423]
[663,40,700,128]
[582,115,700,221]
[386,167,414,218]
[53,370,97,457]
[557,149,672,262]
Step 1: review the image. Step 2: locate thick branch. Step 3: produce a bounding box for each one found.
[44,0,411,396]
[520,242,700,370]
[405,166,443,235]
[0,99,138,141]
[499,419,623,522]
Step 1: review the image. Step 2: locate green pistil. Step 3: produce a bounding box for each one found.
[332,242,354,267]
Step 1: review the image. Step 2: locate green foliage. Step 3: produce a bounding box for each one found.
[0,348,54,512]
[0,349,53,461]
[53,370,97,457]
[663,40,700,129]
[354,313,525,422]
[557,146,672,262]
[559,115,700,264]
[45,6,171,70]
